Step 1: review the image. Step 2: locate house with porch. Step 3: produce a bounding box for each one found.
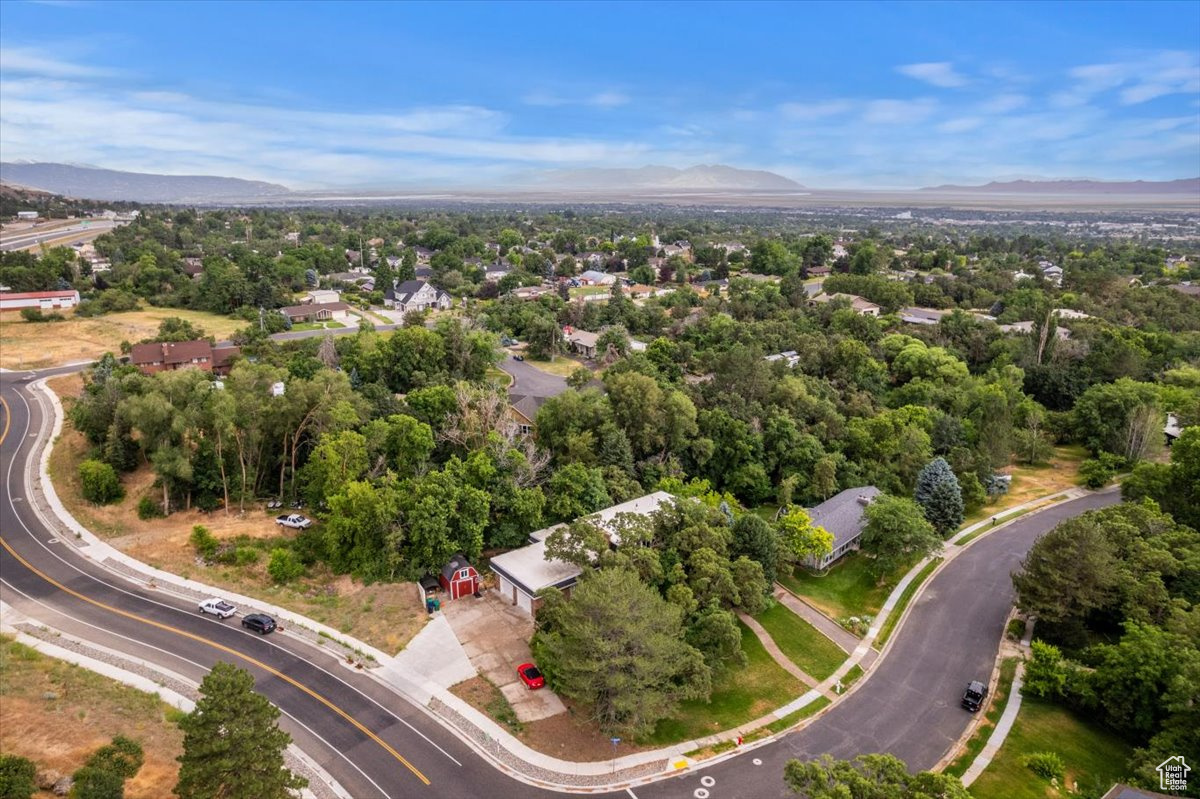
[384,279,452,313]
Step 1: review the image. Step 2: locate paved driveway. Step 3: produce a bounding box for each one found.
[441,591,567,722]
[499,355,569,398]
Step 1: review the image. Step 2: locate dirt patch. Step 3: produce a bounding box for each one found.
[449,676,654,762]
[0,637,184,798]
[1,307,246,370]
[43,379,429,656]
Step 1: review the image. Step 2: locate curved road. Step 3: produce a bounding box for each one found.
[0,367,1117,798]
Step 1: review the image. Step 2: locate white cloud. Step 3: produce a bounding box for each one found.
[522,89,629,108]
[896,62,967,88]
[979,93,1028,113]
[863,99,938,125]
[1066,51,1200,105]
[937,117,983,134]
[588,91,629,108]
[778,100,854,120]
[0,47,119,78]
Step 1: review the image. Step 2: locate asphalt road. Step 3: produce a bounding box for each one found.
[0,364,1118,798]
[635,490,1119,799]
[0,371,567,799]
[0,221,118,251]
[499,354,569,397]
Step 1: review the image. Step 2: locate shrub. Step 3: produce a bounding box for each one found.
[0,753,37,799]
[19,307,63,322]
[1022,751,1065,781]
[70,765,125,799]
[79,459,123,505]
[136,496,163,520]
[268,548,305,583]
[189,525,219,561]
[1079,452,1124,489]
[234,546,260,566]
[1006,618,1026,640]
[84,735,144,780]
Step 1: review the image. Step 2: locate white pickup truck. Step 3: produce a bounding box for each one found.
[275,514,313,529]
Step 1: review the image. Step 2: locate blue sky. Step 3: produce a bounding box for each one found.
[2,0,1198,189]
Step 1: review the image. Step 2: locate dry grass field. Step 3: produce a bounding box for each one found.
[0,307,245,370]
[0,636,184,798]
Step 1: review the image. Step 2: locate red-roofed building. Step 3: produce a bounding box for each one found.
[0,290,81,311]
[129,340,240,376]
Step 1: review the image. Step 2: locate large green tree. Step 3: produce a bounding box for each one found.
[784,753,969,799]
[913,457,964,536]
[532,568,711,738]
[859,495,941,578]
[175,663,307,799]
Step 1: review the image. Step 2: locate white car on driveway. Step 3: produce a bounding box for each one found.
[275,514,313,529]
[198,598,237,618]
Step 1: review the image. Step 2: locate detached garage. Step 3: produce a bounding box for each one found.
[488,533,582,616]
[439,553,480,600]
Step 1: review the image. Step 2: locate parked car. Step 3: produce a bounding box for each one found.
[275,514,312,529]
[516,662,545,690]
[513,354,525,361]
[198,598,237,619]
[241,613,277,634]
[961,680,988,712]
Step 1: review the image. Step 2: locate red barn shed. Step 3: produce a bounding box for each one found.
[439,553,480,600]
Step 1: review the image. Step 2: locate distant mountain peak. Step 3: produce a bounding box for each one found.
[0,162,291,203]
[920,177,1200,195]
[526,164,805,191]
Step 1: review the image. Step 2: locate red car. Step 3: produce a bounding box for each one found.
[516,662,545,690]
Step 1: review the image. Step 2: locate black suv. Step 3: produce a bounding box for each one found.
[962,680,988,712]
[242,613,277,635]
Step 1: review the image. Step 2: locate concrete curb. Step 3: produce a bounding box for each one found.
[1,606,350,799]
[961,664,1026,786]
[19,375,1112,790]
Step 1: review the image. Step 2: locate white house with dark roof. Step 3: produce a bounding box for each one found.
[384,279,451,313]
[804,486,882,569]
[489,492,676,616]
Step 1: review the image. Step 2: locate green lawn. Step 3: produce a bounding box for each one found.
[945,658,1019,778]
[646,620,805,744]
[526,355,584,377]
[778,553,905,623]
[290,320,346,331]
[875,557,942,647]
[753,603,848,681]
[969,697,1134,799]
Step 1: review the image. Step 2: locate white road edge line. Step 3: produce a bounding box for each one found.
[4,383,463,769]
[0,579,380,799]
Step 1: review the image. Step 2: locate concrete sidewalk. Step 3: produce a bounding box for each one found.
[21,375,1103,793]
[737,611,831,697]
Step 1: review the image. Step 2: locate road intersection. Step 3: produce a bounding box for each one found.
[0,366,1117,797]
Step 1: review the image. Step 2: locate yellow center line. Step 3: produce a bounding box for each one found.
[0,534,430,786]
[0,395,11,446]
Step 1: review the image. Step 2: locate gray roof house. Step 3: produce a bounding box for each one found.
[805,486,882,569]
[384,279,451,313]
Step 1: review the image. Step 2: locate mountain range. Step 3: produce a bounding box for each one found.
[919,178,1200,195]
[522,164,806,191]
[0,162,291,203]
[2,162,1196,204]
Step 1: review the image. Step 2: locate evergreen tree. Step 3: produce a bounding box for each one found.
[175,663,307,799]
[914,457,964,536]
